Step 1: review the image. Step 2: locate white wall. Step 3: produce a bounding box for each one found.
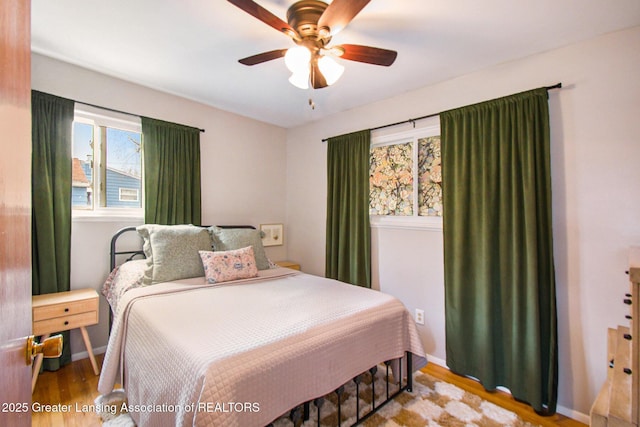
[285,26,640,419]
[32,53,288,355]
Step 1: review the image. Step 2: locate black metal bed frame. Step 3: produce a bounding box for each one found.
[268,352,413,427]
[108,225,416,427]
[109,226,144,271]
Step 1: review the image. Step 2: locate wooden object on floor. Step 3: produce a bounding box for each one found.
[32,289,100,392]
[591,328,619,427]
[590,247,640,427]
[275,260,301,271]
[631,248,640,425]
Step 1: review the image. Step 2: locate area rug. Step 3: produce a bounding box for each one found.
[95,389,135,427]
[96,368,541,427]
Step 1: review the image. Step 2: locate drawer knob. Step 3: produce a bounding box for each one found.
[64,321,69,326]
[624,299,632,305]
[626,315,633,320]
[624,333,632,341]
[609,358,615,368]
[624,368,632,375]
[64,308,69,312]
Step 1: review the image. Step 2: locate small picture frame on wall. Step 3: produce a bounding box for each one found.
[260,223,284,246]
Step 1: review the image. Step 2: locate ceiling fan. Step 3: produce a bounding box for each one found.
[227,0,398,89]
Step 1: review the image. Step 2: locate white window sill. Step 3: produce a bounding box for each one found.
[72,209,144,223]
[370,215,443,231]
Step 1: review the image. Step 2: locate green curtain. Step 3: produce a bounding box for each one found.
[31,90,74,369]
[325,130,371,287]
[142,117,201,225]
[441,88,558,414]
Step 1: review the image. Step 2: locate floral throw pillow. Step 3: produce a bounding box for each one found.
[199,246,258,284]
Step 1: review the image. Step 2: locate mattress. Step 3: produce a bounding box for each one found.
[98,268,427,426]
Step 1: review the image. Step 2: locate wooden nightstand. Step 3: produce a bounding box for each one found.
[275,261,301,271]
[31,288,99,392]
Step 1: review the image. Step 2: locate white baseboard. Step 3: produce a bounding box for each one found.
[425,353,589,424]
[426,353,448,368]
[71,345,107,362]
[556,405,590,425]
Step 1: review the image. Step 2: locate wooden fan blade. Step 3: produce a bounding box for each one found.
[311,62,328,89]
[317,0,370,35]
[227,0,297,36]
[337,44,397,66]
[239,49,288,66]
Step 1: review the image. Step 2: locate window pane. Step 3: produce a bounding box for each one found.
[105,128,142,208]
[418,136,442,216]
[369,142,413,216]
[72,122,94,209]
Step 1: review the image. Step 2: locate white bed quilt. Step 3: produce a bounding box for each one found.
[98,269,427,426]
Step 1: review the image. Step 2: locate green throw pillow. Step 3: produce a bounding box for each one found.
[208,226,270,270]
[137,224,212,284]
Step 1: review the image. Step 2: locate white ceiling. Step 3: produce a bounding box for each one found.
[31,0,640,128]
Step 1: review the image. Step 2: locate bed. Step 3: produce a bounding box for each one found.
[97,224,427,426]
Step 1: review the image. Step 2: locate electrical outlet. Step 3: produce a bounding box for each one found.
[414,309,425,325]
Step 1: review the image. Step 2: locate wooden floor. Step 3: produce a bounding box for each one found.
[31,355,587,426]
[422,363,587,427]
[32,355,105,427]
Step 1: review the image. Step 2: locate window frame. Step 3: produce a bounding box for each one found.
[369,116,442,231]
[72,104,144,221]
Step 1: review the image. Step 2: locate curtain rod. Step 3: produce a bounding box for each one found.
[321,83,562,142]
[76,100,206,133]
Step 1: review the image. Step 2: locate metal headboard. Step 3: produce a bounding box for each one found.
[109,225,256,272]
[109,226,143,271]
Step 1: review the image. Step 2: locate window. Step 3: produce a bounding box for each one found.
[119,188,139,202]
[370,141,414,215]
[369,116,442,230]
[72,104,143,216]
[417,135,442,217]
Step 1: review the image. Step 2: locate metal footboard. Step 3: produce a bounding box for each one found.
[268,352,413,427]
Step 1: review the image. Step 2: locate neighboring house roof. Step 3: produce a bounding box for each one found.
[107,166,140,180]
[72,158,89,187]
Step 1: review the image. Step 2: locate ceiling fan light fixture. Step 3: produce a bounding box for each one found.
[318,55,344,85]
[284,46,311,73]
[289,69,310,89]
[228,0,398,90]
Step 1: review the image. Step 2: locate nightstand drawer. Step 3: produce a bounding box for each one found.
[33,310,98,336]
[32,296,98,322]
[275,261,301,271]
